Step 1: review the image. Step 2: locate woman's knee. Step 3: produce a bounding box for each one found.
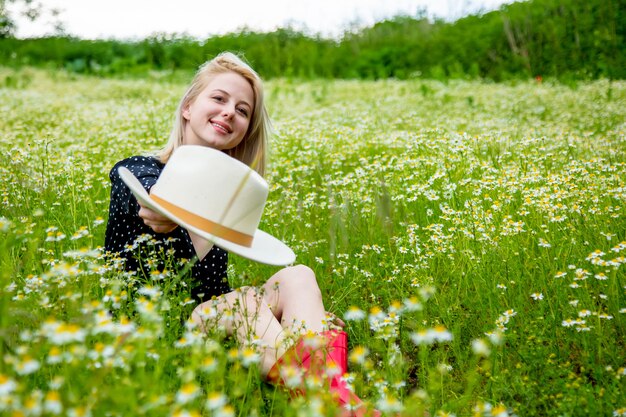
[277,265,322,298]
[287,264,315,278]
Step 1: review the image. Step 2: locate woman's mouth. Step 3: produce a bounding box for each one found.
[211,121,232,134]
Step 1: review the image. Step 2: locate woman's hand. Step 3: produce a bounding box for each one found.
[325,311,346,330]
[138,201,178,234]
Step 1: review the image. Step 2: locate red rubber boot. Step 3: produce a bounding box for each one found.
[267,330,381,417]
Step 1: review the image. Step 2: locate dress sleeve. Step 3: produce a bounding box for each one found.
[108,156,162,215]
[104,156,164,254]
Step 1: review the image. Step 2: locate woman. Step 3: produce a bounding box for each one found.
[105,52,379,417]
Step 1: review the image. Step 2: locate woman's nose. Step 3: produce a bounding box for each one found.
[222,105,235,118]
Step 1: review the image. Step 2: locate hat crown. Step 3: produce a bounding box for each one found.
[150,146,268,241]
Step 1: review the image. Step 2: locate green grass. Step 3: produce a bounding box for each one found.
[0,67,625,417]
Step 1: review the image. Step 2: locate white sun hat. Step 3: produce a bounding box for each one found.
[118,145,295,266]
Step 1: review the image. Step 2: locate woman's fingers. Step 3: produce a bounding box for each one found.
[138,202,178,233]
[326,311,346,329]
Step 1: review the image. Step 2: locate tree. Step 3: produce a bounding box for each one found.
[0,0,64,38]
[0,0,16,37]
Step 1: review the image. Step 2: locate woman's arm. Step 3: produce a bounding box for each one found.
[137,201,178,234]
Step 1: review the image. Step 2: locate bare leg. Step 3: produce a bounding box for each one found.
[191,265,326,375]
[191,286,288,375]
[262,265,326,333]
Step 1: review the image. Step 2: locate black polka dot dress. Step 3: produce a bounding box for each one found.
[104,156,230,303]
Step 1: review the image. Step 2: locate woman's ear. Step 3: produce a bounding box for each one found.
[182,103,191,120]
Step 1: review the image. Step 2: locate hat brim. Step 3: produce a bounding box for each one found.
[118,167,296,266]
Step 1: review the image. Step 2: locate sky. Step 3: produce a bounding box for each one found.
[9,0,516,40]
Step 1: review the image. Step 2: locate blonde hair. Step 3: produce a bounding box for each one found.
[157,52,270,176]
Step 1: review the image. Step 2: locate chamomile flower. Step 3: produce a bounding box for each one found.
[403,296,423,312]
[0,217,11,232]
[23,391,43,415]
[538,238,551,248]
[205,392,227,410]
[411,329,431,345]
[388,300,404,314]
[325,359,342,377]
[42,320,87,345]
[44,391,63,415]
[137,285,161,298]
[15,355,41,375]
[0,374,17,395]
[116,316,136,334]
[472,338,491,357]
[300,331,324,349]
[419,285,436,300]
[485,330,504,345]
[215,404,235,417]
[68,406,92,417]
[277,364,303,388]
[175,382,200,404]
[172,409,201,417]
[349,346,369,365]
[199,356,218,373]
[240,347,260,367]
[490,404,511,417]
[193,304,217,321]
[410,325,453,345]
[376,394,403,414]
[432,325,453,342]
[562,318,586,327]
[344,306,366,321]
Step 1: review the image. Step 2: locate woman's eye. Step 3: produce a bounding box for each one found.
[212,95,224,102]
[237,108,249,117]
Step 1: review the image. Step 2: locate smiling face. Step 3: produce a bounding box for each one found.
[182,71,255,151]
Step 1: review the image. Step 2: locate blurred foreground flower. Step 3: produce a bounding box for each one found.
[411,325,453,345]
[176,382,200,404]
[0,374,17,395]
[344,306,366,321]
[471,339,491,357]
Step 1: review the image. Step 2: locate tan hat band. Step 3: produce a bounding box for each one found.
[150,193,253,247]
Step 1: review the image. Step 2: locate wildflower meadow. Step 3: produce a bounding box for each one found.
[0,68,624,416]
